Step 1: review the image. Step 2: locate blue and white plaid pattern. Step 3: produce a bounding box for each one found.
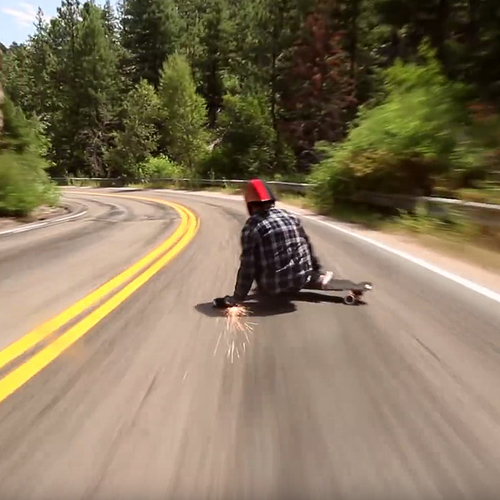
[233,207,321,300]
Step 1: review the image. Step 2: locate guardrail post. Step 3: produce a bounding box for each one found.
[425,199,451,222]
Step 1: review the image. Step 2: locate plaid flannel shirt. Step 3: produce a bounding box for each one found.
[233,207,322,301]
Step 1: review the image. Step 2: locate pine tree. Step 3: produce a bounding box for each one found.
[102,0,118,38]
[158,53,209,174]
[106,79,161,176]
[73,2,120,175]
[0,47,4,135]
[1,44,35,115]
[121,0,181,86]
[45,0,82,176]
[29,9,55,119]
[278,0,355,159]
[190,0,232,127]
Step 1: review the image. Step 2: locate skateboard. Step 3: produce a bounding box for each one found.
[212,280,373,309]
[321,279,373,305]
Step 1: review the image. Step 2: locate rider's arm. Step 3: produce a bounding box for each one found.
[233,225,257,302]
[298,222,322,272]
[282,209,322,272]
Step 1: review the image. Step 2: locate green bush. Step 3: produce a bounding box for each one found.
[0,96,59,216]
[309,42,486,210]
[137,155,186,180]
[1,97,47,155]
[0,151,59,216]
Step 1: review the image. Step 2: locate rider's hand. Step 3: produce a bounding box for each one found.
[212,295,237,308]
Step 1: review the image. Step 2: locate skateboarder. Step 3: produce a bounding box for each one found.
[214,178,333,308]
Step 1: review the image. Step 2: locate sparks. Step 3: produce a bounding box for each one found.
[213,305,256,362]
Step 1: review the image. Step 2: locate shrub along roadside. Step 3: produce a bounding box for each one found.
[309,43,497,214]
[137,155,186,181]
[0,151,59,216]
[0,97,59,217]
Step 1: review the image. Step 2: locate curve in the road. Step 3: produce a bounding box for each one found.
[0,192,198,405]
[2,188,500,499]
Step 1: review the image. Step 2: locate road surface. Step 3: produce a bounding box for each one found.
[0,188,500,500]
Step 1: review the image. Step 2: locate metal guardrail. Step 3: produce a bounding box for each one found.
[350,191,500,228]
[54,177,500,226]
[350,191,500,210]
[52,177,310,193]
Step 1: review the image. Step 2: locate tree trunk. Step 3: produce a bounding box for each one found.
[270,4,283,169]
[466,0,479,45]
[349,0,360,78]
[270,14,279,133]
[435,0,449,63]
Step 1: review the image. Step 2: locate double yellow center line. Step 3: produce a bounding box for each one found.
[0,192,198,404]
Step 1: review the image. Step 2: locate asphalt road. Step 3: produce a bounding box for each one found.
[1,188,500,500]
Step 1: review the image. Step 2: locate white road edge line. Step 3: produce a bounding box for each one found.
[151,189,500,305]
[308,215,500,304]
[0,208,87,237]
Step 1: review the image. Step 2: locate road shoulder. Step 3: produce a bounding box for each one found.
[0,202,81,236]
[281,201,500,297]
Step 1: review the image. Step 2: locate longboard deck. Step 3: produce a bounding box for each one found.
[322,279,372,292]
[318,279,373,305]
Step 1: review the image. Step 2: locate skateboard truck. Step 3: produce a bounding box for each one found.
[343,283,372,305]
[344,293,357,305]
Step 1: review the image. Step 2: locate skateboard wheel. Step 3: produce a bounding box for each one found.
[344,294,356,305]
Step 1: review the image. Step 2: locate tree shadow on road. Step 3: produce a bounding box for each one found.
[194,291,345,319]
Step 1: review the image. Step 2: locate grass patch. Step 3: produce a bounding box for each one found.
[456,188,500,204]
[403,232,500,274]
[276,192,315,211]
[325,202,486,243]
[322,203,390,229]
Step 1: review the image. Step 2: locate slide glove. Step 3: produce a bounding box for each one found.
[212,295,237,309]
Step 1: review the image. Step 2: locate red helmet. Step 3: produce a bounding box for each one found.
[244,178,276,204]
[244,179,276,214]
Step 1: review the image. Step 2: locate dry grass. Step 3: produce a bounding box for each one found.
[326,203,500,273]
[402,232,500,274]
